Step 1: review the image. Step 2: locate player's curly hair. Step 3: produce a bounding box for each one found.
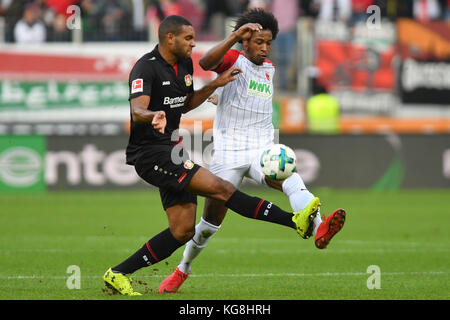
[233,8,279,42]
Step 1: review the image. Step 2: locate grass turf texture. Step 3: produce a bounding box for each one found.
[0,188,449,300]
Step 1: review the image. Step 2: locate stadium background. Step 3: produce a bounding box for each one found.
[0,0,449,302]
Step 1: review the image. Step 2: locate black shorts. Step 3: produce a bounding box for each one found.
[134,144,200,210]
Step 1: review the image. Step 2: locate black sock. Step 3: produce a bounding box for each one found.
[225,190,296,229]
[112,228,183,275]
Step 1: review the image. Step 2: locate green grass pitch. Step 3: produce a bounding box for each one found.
[0,188,449,300]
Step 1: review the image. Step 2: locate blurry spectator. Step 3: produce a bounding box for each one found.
[14,2,46,43]
[200,0,245,34]
[374,0,413,20]
[317,0,352,22]
[444,0,450,19]
[351,0,374,22]
[413,0,442,21]
[147,0,183,40]
[299,0,320,17]
[45,0,79,16]
[270,0,299,91]
[98,0,131,41]
[247,0,270,10]
[306,83,340,134]
[0,0,28,42]
[80,0,101,41]
[42,0,79,41]
[177,0,205,33]
[129,0,146,40]
[48,13,71,41]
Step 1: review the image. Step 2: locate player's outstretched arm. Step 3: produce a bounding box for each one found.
[199,23,262,71]
[130,95,166,133]
[182,67,242,113]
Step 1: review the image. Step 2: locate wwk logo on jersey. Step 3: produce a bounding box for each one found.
[131,79,143,94]
[247,79,272,99]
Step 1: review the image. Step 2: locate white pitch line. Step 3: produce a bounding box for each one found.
[1,271,448,280]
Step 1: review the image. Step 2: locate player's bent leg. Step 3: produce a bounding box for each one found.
[161,167,245,293]
[249,157,321,239]
[203,196,228,226]
[105,203,196,295]
[158,203,204,294]
[166,202,197,244]
[186,167,306,235]
[178,198,227,273]
[159,214,222,294]
[185,167,236,201]
[280,173,323,239]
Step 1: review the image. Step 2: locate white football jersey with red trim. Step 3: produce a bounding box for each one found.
[213,49,275,153]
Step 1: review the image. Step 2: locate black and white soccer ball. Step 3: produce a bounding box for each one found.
[260,144,297,181]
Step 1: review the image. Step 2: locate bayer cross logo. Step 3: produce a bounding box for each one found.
[0,147,43,187]
[0,136,46,190]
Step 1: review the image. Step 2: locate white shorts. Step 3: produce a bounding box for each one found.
[209,146,272,188]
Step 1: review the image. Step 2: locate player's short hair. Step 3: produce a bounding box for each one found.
[233,8,279,43]
[158,15,192,43]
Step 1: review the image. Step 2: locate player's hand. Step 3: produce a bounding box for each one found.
[233,23,262,41]
[151,111,166,134]
[213,67,242,88]
[207,94,219,105]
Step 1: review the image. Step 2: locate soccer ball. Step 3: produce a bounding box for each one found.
[260,144,297,181]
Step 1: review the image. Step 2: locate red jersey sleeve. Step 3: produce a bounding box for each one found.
[212,49,241,74]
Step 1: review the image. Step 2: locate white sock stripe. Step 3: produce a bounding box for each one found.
[199,217,221,230]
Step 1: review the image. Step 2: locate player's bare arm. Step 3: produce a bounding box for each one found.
[182,67,242,113]
[130,95,167,133]
[199,23,262,71]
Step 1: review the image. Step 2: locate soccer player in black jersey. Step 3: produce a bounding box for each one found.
[103,15,320,296]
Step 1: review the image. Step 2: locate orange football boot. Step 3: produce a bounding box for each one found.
[315,209,346,249]
[158,267,189,293]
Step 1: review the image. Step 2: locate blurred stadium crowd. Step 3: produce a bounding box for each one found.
[1,0,449,44]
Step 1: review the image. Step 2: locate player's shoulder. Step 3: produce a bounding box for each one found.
[139,51,160,65]
[228,49,243,61]
[132,52,157,71]
[214,49,243,73]
[228,48,242,55]
[263,58,275,67]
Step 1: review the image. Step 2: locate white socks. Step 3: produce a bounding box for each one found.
[282,173,322,235]
[178,173,322,275]
[178,217,220,274]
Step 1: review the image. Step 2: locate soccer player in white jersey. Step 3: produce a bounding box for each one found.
[159,9,346,293]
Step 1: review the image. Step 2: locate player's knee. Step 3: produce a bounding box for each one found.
[171,226,195,244]
[210,177,235,202]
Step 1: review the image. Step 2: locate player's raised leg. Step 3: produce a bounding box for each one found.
[158,165,321,294]
[248,150,346,244]
[277,171,346,247]
[185,167,308,230]
[248,154,322,239]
